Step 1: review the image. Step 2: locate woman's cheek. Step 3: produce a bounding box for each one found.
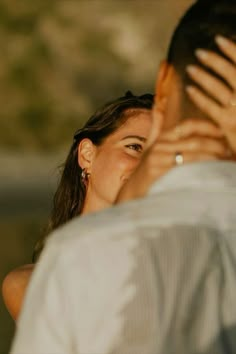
[119,155,141,180]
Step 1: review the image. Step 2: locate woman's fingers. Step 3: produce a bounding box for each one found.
[171,151,219,164]
[186,85,236,132]
[187,83,236,153]
[194,48,236,91]
[144,135,230,173]
[160,118,223,141]
[186,65,232,106]
[186,86,223,126]
[147,150,220,171]
[133,148,220,194]
[185,36,236,154]
[155,136,229,158]
[215,36,236,65]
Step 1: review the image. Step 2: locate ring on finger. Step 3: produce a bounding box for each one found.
[174,152,184,166]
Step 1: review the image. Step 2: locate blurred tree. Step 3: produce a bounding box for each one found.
[1,0,184,151]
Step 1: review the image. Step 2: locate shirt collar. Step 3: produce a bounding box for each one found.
[149,161,236,195]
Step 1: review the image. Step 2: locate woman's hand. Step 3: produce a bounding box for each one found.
[117,36,236,204]
[116,118,230,202]
[186,35,236,154]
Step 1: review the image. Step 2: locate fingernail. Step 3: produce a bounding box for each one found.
[215,35,230,48]
[186,65,198,75]
[186,85,196,95]
[195,49,208,60]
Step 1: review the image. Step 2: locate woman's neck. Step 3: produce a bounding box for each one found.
[82,190,111,215]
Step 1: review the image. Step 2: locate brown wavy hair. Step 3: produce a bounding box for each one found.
[33,91,154,262]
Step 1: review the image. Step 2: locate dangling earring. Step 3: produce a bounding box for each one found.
[81,168,86,181]
[81,168,90,186]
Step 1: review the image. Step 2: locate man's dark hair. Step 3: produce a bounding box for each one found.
[167,0,236,87]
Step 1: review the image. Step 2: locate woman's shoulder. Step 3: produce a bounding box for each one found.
[2,264,34,320]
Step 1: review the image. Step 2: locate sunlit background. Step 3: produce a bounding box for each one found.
[0,0,192,351]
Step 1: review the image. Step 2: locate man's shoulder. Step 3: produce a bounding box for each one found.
[40,201,145,286]
[47,181,236,255]
[47,190,176,256]
[44,169,236,269]
[47,199,141,255]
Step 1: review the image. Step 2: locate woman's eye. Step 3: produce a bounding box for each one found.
[125,144,143,153]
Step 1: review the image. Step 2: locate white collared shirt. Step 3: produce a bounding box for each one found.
[11,161,236,354]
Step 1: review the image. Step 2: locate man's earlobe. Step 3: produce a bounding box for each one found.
[155,60,173,112]
[78,138,96,171]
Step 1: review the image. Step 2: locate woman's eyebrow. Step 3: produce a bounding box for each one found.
[121,135,147,142]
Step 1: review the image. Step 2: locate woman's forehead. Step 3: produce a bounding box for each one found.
[110,110,152,139]
[121,109,152,128]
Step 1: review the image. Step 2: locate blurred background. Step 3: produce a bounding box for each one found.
[0,0,192,351]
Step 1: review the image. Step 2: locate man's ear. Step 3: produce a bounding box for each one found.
[78,138,96,171]
[155,60,174,112]
[148,60,175,143]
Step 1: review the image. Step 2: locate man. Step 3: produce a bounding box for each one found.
[11,0,236,353]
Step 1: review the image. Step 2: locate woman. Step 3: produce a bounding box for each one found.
[3,36,236,321]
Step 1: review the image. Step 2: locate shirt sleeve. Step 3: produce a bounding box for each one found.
[10,242,73,354]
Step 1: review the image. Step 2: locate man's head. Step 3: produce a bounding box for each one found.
[155,0,236,131]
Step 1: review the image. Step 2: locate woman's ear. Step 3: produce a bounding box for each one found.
[78,138,96,171]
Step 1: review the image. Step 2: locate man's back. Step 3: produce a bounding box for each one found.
[11,161,236,354]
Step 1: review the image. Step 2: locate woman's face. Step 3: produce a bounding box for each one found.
[83,109,152,213]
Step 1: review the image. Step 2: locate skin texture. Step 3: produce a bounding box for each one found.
[3,37,236,321]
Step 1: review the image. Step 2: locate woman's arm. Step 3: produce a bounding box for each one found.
[2,264,34,321]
